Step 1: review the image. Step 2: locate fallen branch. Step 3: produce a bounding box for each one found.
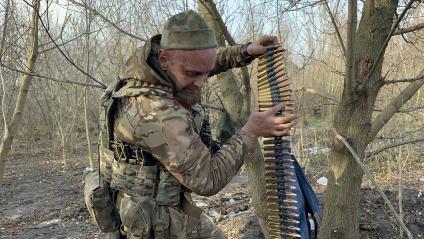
[334,131,413,239]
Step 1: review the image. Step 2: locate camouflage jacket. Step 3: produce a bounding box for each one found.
[112,35,254,196]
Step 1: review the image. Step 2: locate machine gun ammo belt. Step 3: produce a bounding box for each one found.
[257,45,302,238]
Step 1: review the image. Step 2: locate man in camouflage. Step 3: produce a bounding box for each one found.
[104,10,298,239]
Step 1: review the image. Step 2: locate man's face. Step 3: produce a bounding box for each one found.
[158,48,216,105]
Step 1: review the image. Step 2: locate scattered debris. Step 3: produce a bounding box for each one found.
[317,177,328,186]
[304,146,330,155]
[7,214,22,220]
[83,167,93,174]
[195,202,209,209]
[194,190,251,223]
[28,219,62,229]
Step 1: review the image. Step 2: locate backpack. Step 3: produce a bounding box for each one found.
[84,81,122,233]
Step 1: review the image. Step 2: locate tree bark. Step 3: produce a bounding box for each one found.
[319,1,398,238]
[0,0,40,182]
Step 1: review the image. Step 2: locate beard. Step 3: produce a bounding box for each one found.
[176,87,201,106]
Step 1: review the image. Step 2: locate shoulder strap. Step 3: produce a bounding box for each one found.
[99,80,125,149]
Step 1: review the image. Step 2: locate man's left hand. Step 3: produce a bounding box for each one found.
[247,35,279,56]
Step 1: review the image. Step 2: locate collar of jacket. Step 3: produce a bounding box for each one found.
[119,34,177,92]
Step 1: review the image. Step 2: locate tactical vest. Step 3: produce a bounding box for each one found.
[98,80,219,208]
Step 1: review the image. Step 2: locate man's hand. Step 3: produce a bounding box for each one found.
[241,103,298,141]
[246,35,279,56]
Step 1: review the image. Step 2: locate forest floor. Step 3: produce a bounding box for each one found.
[0,137,423,239]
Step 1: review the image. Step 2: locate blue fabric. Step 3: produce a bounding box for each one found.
[272,140,317,238]
[286,165,309,238]
[293,155,321,238]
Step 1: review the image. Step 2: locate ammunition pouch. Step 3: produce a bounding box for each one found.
[110,162,158,199]
[84,171,120,233]
[109,140,184,207]
[118,195,155,239]
[99,145,114,182]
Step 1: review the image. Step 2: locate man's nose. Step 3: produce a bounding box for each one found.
[193,76,206,88]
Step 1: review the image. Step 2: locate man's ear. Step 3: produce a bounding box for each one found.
[158,49,169,70]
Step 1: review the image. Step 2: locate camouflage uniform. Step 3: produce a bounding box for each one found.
[106,18,256,238]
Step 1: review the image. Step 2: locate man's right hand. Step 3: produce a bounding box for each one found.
[241,103,298,141]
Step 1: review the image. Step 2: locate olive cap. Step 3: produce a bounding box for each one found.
[161,10,217,50]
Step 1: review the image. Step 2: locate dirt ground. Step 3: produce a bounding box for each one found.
[1,138,423,239]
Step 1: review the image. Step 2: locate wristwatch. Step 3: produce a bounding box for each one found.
[240,42,255,64]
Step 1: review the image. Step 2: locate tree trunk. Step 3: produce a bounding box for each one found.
[0,0,11,142]
[84,2,94,169]
[0,0,11,61]
[0,0,40,182]
[319,1,398,238]
[60,127,69,169]
[198,2,270,238]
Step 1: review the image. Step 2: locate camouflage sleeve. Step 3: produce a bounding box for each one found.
[114,95,254,196]
[211,45,253,75]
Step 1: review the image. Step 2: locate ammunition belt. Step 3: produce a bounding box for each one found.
[257,45,301,238]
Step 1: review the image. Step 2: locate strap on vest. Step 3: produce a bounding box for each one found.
[106,80,126,149]
[181,195,202,218]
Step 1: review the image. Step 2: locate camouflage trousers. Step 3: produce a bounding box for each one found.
[116,192,226,239]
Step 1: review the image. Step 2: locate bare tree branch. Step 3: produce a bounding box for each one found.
[373,105,424,113]
[199,0,236,45]
[345,0,357,94]
[369,69,424,140]
[0,62,105,89]
[68,0,146,42]
[384,74,424,84]
[334,130,413,239]
[365,0,416,81]
[0,0,11,61]
[22,0,106,88]
[39,26,106,53]
[199,0,251,107]
[323,0,346,58]
[393,22,424,35]
[367,138,424,157]
[203,103,224,112]
[295,86,340,103]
